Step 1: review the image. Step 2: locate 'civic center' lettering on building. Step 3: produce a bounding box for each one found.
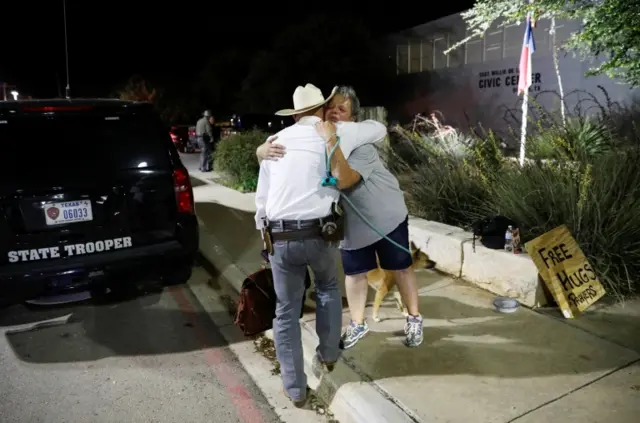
[6,237,133,263]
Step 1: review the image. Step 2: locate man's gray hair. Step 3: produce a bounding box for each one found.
[336,85,361,121]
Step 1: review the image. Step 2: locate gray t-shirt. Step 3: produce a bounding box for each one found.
[339,144,408,250]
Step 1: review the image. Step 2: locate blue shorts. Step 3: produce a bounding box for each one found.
[340,216,412,276]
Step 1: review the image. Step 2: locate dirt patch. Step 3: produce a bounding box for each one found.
[211,276,338,420]
[219,293,238,318]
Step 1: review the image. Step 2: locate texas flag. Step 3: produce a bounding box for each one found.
[518,14,536,95]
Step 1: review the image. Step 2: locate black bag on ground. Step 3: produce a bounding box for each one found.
[471,215,518,250]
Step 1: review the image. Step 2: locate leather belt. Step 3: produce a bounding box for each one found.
[268,215,334,231]
[268,215,333,241]
[270,227,321,241]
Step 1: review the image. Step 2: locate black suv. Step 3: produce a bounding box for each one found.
[0,99,199,307]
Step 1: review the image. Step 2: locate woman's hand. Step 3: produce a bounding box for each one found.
[314,121,337,143]
[256,136,286,161]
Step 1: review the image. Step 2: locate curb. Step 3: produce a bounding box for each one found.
[190,172,545,308]
[407,217,546,308]
[196,216,417,423]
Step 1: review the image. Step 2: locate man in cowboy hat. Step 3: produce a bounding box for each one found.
[254,83,386,407]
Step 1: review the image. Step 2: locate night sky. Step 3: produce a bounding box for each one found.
[1,1,473,99]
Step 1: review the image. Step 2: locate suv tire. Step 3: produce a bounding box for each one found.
[162,265,193,286]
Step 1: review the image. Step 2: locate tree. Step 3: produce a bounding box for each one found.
[569,0,640,88]
[117,75,192,124]
[238,14,395,113]
[194,48,255,116]
[156,77,200,124]
[117,75,160,103]
[446,0,640,88]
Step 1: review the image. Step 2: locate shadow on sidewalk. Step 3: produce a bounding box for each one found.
[194,197,640,414]
[1,274,240,364]
[196,201,260,264]
[189,175,209,188]
[334,281,640,380]
[303,281,640,423]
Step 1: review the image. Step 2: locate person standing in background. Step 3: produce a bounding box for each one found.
[196,110,214,172]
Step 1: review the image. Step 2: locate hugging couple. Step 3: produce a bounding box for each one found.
[254,83,422,407]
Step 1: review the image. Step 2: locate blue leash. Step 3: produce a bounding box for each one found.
[321,136,411,256]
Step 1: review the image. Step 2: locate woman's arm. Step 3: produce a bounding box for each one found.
[316,122,361,190]
[256,136,286,163]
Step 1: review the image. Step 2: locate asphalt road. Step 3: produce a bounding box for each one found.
[0,271,281,423]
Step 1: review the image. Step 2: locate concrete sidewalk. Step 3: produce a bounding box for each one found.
[189,172,640,423]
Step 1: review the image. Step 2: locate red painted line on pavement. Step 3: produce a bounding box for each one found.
[169,286,265,423]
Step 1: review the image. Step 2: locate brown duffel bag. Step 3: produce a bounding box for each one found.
[234,266,310,337]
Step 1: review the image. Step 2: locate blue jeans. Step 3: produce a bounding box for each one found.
[269,237,342,401]
[197,137,212,171]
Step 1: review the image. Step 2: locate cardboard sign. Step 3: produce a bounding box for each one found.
[525,225,605,318]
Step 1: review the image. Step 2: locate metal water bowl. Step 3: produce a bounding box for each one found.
[493,296,520,313]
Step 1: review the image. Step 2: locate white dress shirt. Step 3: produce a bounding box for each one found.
[254,115,386,229]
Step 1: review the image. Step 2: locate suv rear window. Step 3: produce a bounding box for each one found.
[0,112,171,173]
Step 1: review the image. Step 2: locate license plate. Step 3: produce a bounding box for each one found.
[44,200,93,226]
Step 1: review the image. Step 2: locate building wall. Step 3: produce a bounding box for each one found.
[389,13,639,138]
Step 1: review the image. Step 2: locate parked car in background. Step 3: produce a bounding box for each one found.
[215,121,233,139]
[230,114,291,134]
[0,99,199,308]
[170,125,195,153]
[188,126,197,148]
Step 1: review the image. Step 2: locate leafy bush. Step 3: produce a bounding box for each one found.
[528,117,614,161]
[398,153,489,228]
[477,153,640,299]
[213,130,268,192]
[386,117,490,228]
[601,94,640,148]
[386,113,640,299]
[502,87,640,160]
[407,113,476,158]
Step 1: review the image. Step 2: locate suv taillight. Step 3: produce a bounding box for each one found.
[173,168,194,214]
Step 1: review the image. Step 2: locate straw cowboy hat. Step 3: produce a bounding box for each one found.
[275,83,338,116]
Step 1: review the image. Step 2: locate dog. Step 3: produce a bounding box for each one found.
[366,241,436,322]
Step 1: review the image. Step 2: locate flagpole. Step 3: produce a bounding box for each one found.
[518,1,534,167]
[519,85,529,166]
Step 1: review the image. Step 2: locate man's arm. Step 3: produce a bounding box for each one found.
[254,161,270,229]
[195,119,203,136]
